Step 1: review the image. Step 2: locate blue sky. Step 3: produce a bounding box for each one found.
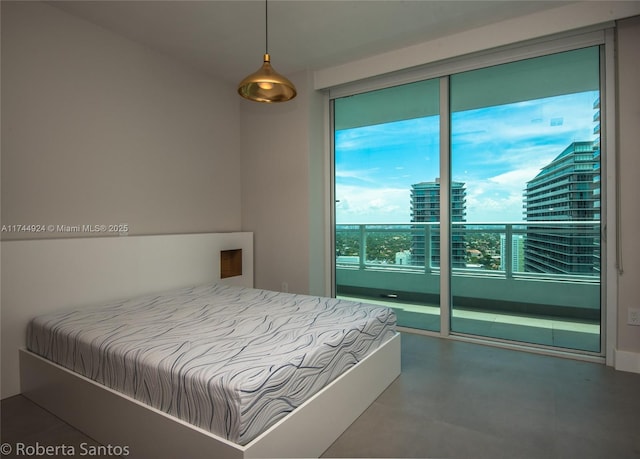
[335,90,599,223]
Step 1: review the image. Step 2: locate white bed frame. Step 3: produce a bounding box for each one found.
[3,233,401,458]
[20,336,400,459]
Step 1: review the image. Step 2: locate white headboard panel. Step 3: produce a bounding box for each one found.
[1,232,253,399]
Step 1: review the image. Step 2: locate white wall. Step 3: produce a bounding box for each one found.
[239,69,327,296]
[0,0,245,397]
[239,71,312,294]
[1,1,242,239]
[615,15,640,370]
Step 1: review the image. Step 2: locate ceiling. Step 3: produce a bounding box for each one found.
[49,1,571,84]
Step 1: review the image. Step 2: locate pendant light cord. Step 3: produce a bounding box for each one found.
[265,0,269,54]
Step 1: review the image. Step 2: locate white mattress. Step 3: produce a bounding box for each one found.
[26,283,397,445]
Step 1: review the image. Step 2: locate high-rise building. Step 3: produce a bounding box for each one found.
[592,97,602,273]
[500,234,525,272]
[410,179,466,267]
[523,141,600,274]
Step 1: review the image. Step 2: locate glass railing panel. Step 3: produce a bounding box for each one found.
[449,222,600,352]
[336,222,600,351]
[335,223,440,332]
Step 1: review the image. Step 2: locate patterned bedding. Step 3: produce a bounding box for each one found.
[26,283,397,445]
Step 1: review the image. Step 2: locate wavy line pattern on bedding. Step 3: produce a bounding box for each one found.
[27,283,397,445]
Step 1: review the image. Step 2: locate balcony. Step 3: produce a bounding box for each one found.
[336,222,601,352]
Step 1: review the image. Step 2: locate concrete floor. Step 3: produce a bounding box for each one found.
[322,333,639,458]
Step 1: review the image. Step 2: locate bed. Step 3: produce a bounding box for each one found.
[26,282,398,447]
[6,233,401,458]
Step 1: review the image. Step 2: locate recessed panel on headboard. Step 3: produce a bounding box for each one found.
[0,232,253,399]
[220,249,243,279]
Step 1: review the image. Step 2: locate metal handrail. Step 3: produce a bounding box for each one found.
[336,221,600,282]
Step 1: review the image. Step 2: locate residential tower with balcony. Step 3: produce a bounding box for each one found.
[410,179,467,268]
[523,141,600,274]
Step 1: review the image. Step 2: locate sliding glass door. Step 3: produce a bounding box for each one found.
[332,43,604,354]
[333,79,441,332]
[449,47,601,352]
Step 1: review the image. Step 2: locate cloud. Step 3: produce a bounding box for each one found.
[336,185,410,223]
[335,167,381,184]
[451,91,597,172]
[465,182,524,222]
[335,90,599,223]
[489,168,540,189]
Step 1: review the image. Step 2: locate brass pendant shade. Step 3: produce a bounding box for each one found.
[237,54,297,103]
[237,0,296,103]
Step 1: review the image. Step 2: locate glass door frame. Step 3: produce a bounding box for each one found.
[328,28,616,362]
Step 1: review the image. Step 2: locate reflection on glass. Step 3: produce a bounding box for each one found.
[334,79,441,332]
[450,47,601,352]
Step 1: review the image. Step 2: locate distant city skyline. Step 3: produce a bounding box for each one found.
[335,90,599,224]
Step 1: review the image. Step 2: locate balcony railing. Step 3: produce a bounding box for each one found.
[336,221,600,281]
[336,222,601,320]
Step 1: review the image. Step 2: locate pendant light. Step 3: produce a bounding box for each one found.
[237,0,297,103]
